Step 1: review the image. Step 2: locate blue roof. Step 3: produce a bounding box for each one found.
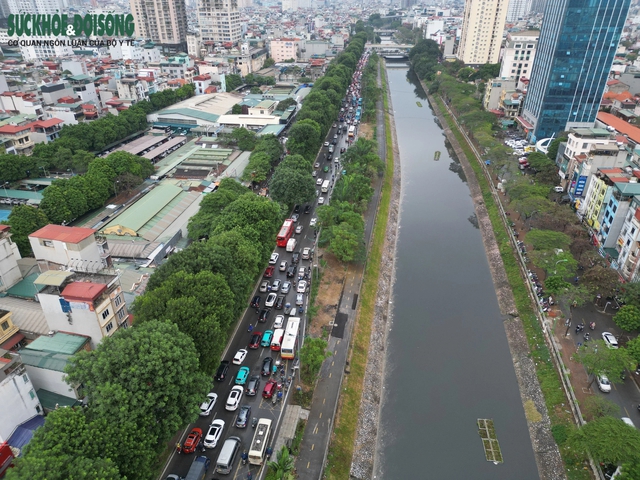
[8,415,45,451]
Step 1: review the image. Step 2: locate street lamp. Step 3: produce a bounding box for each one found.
[113,180,120,196]
[1,181,8,196]
[554,259,568,274]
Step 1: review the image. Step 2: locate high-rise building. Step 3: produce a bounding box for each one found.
[457,0,508,65]
[506,0,532,22]
[198,0,241,45]
[499,30,539,80]
[129,0,188,51]
[530,0,548,14]
[521,0,631,141]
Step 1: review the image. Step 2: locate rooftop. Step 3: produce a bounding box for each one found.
[61,281,108,302]
[29,225,96,244]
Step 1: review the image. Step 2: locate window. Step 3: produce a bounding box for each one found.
[114,295,122,307]
[105,322,114,333]
[23,374,29,383]
[632,227,637,235]
[1,321,8,330]
[101,309,110,320]
[29,389,35,399]
[43,240,54,247]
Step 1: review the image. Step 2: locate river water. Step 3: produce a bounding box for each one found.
[374,65,539,479]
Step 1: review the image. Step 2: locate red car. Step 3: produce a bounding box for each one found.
[262,379,278,399]
[182,427,202,453]
[248,332,262,349]
[264,266,275,278]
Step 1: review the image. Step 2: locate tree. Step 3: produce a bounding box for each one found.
[113,172,142,196]
[242,151,272,183]
[264,57,276,68]
[618,461,640,480]
[231,128,257,151]
[544,275,571,294]
[286,119,321,161]
[613,305,640,332]
[278,154,312,174]
[580,264,621,296]
[625,336,640,364]
[65,321,210,446]
[580,395,620,420]
[253,134,285,165]
[267,445,295,480]
[250,86,262,94]
[525,229,572,251]
[621,282,640,309]
[547,137,567,162]
[574,340,635,386]
[5,205,49,256]
[232,103,243,114]
[276,98,297,111]
[133,271,235,374]
[329,221,364,263]
[225,74,242,91]
[39,184,73,224]
[567,416,640,465]
[299,337,331,382]
[269,167,316,208]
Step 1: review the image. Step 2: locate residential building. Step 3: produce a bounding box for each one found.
[521,0,632,141]
[0,93,44,119]
[615,195,640,281]
[193,74,213,95]
[457,0,508,65]
[17,36,73,61]
[499,31,539,80]
[248,100,277,116]
[0,115,35,155]
[483,78,516,111]
[0,226,21,295]
[506,0,532,21]
[29,119,63,144]
[270,38,300,63]
[198,0,242,45]
[160,54,194,80]
[0,309,21,352]
[129,0,188,51]
[40,83,75,106]
[0,354,42,442]
[67,75,99,107]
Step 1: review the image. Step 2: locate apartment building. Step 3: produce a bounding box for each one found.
[457,0,508,65]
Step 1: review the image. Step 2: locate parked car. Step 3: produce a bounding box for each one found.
[269,253,279,264]
[297,280,307,293]
[262,356,273,376]
[183,427,203,453]
[225,386,243,411]
[199,392,218,416]
[248,332,262,349]
[262,379,278,399]
[236,405,251,428]
[259,280,269,293]
[281,281,291,294]
[261,330,274,347]
[215,360,230,382]
[232,349,247,365]
[264,266,275,278]
[203,419,225,449]
[602,332,619,349]
[250,296,261,308]
[596,374,612,393]
[235,366,250,385]
[273,315,285,329]
[265,293,277,308]
[324,142,330,147]
[275,295,285,310]
[258,309,270,323]
[246,375,261,396]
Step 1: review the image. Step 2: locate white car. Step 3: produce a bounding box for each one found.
[596,374,612,393]
[324,141,330,147]
[314,162,320,168]
[554,186,564,193]
[295,293,304,306]
[312,170,317,177]
[602,332,619,349]
[204,419,225,448]
[274,315,285,329]
[281,281,291,294]
[316,178,323,186]
[232,349,248,365]
[318,196,325,205]
[269,253,279,265]
[225,385,243,411]
[265,292,277,308]
[297,280,307,293]
[302,247,311,260]
[279,261,288,272]
[310,218,317,227]
[199,392,218,416]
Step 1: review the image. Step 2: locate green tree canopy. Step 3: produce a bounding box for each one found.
[286,119,321,161]
[299,337,331,382]
[525,229,572,251]
[242,151,272,183]
[568,416,640,465]
[5,205,50,256]
[613,305,640,332]
[269,167,316,208]
[574,339,635,382]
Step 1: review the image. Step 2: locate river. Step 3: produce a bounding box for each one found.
[374,65,539,479]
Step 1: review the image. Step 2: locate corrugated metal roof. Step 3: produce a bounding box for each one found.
[20,349,71,372]
[35,389,80,411]
[26,332,88,355]
[7,415,45,449]
[29,225,96,243]
[33,270,74,287]
[61,281,106,302]
[0,296,48,335]
[5,273,44,299]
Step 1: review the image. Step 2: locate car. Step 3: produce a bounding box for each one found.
[292,251,300,264]
[286,265,297,277]
[215,360,230,382]
[298,267,306,279]
[295,225,303,234]
[258,309,270,323]
[302,247,311,260]
[250,295,261,308]
[265,292,277,307]
[596,374,612,393]
[314,162,320,168]
[331,139,337,145]
[203,419,225,449]
[291,213,299,222]
[275,295,285,309]
[318,196,325,205]
[259,280,269,293]
[199,392,218,416]
[333,123,337,128]
[293,204,301,214]
[236,404,251,428]
[235,366,250,385]
[296,293,304,306]
[304,205,311,214]
[279,261,288,272]
[248,332,262,349]
[312,170,317,177]
[602,332,619,349]
[316,177,323,186]
[246,375,261,396]
[324,141,330,147]
[297,280,307,293]
[554,186,564,193]
[225,386,243,411]
[272,279,281,292]
[281,281,291,294]
[166,475,182,480]
[264,266,275,278]
[183,427,203,453]
[262,379,278,398]
[310,218,318,227]
[232,349,247,365]
[262,356,273,376]
[323,165,329,172]
[274,315,285,329]
[261,330,274,347]
[269,253,279,264]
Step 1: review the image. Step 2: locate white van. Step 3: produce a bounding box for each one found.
[316,177,323,186]
[270,328,284,351]
[286,238,297,252]
[216,436,241,474]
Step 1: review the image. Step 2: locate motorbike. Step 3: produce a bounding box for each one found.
[583,332,591,342]
[241,451,248,465]
[589,322,596,331]
[251,417,257,429]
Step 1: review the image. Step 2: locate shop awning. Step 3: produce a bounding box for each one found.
[1,332,24,350]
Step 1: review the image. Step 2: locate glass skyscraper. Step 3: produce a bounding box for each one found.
[521,0,631,141]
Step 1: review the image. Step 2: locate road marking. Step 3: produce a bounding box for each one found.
[328,372,332,378]
[319,412,323,419]
[323,398,326,405]
[311,444,315,451]
[314,423,319,434]
[307,462,311,468]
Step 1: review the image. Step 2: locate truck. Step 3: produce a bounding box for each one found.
[184,456,211,480]
[286,238,297,252]
[321,180,330,193]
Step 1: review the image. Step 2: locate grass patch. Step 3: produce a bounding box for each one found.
[307,266,323,323]
[324,62,395,480]
[431,95,589,480]
[290,419,307,456]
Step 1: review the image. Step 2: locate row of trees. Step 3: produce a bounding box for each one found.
[240,132,285,184]
[5,151,154,255]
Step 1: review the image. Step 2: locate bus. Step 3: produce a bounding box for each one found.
[281,317,300,360]
[348,125,355,138]
[321,180,330,193]
[276,219,295,247]
[248,418,272,466]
